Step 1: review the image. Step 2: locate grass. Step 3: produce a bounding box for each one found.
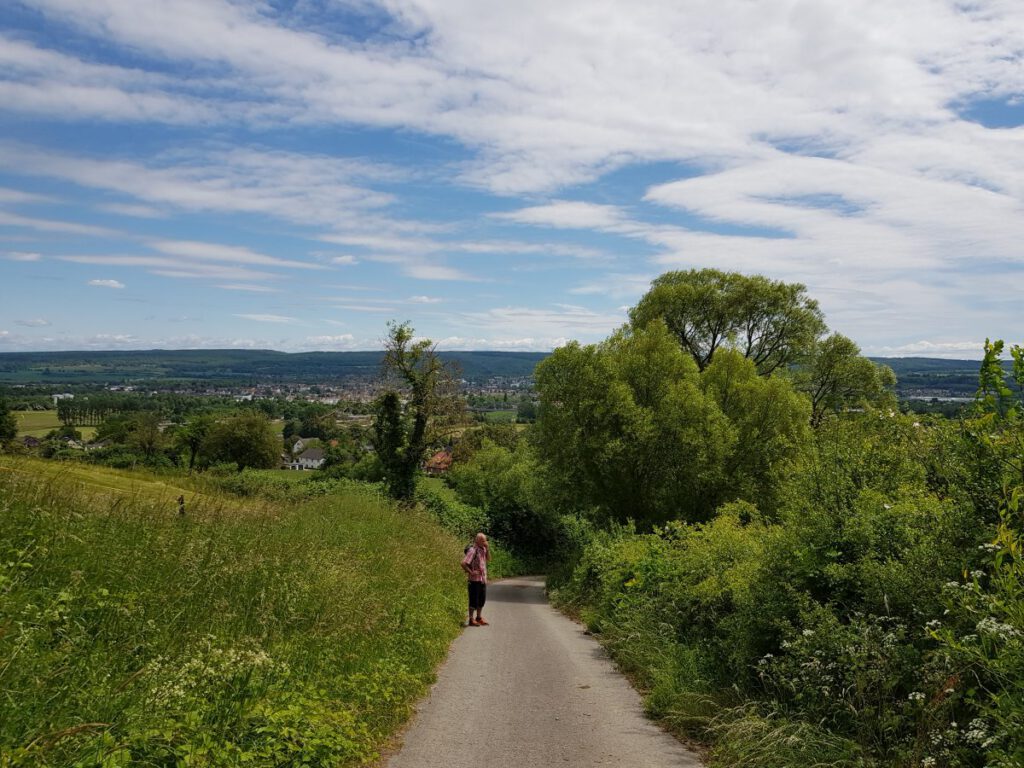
[0,456,204,507]
[0,459,466,766]
[14,410,96,440]
[480,410,517,424]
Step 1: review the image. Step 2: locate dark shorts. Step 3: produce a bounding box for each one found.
[468,580,486,611]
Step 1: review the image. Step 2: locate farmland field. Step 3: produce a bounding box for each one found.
[14,410,97,440]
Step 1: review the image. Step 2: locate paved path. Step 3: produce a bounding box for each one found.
[387,576,702,768]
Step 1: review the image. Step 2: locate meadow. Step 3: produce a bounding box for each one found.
[15,410,96,440]
[0,457,465,766]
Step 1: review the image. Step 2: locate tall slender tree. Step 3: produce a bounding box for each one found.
[372,322,463,501]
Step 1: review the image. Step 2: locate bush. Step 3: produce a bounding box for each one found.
[550,409,999,767]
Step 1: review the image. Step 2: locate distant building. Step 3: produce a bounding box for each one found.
[289,448,325,470]
[52,393,74,405]
[423,449,453,476]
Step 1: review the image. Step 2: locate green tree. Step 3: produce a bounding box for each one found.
[796,333,897,427]
[701,349,811,513]
[202,411,281,471]
[173,413,215,471]
[629,268,826,374]
[516,395,537,422]
[372,322,463,501]
[533,321,734,526]
[128,412,164,460]
[0,398,17,445]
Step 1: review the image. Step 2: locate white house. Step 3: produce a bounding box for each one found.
[289,448,325,470]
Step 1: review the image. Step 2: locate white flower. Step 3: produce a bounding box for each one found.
[977,617,1023,640]
[802,629,814,637]
[909,691,926,702]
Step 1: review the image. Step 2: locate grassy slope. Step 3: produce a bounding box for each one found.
[0,458,465,766]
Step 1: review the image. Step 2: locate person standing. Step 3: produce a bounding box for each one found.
[461,532,490,627]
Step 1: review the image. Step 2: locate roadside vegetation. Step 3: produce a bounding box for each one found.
[0,457,465,766]
[433,270,1024,768]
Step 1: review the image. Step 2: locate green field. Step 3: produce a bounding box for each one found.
[481,409,517,423]
[0,459,465,766]
[14,410,97,440]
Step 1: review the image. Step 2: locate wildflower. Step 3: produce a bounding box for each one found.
[925,619,942,630]
[977,617,1022,640]
[964,719,989,744]
[802,629,814,637]
[908,691,926,702]
[922,757,936,768]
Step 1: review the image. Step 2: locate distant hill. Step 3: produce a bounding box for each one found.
[0,349,549,385]
[870,357,988,399]
[0,349,995,397]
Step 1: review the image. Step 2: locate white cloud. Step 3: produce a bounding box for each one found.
[64,255,277,282]
[14,318,52,327]
[570,273,654,300]
[217,283,280,293]
[150,239,322,270]
[455,304,628,342]
[407,295,443,304]
[0,211,116,237]
[98,202,165,218]
[87,279,125,289]
[234,313,297,323]
[5,251,42,261]
[306,334,357,349]
[330,255,359,265]
[870,340,989,358]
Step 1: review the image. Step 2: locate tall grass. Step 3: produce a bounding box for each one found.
[0,460,464,766]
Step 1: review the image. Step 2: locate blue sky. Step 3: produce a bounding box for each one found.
[1,0,1022,357]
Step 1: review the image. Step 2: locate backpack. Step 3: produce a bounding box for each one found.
[463,543,480,571]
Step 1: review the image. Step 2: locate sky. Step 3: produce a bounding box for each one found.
[1,0,1022,358]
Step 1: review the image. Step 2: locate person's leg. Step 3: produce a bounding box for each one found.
[475,583,488,625]
[467,581,476,625]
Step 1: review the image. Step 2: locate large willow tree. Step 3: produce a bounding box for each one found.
[629,268,826,374]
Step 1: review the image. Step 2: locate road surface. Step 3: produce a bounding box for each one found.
[386,576,702,768]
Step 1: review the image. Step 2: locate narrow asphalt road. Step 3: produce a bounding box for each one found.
[386,576,702,768]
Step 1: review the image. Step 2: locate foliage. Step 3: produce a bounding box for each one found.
[533,322,809,526]
[173,412,215,471]
[0,398,16,444]
[202,411,281,471]
[549,396,1005,767]
[447,440,564,557]
[628,268,826,374]
[372,322,464,501]
[414,478,538,578]
[0,459,464,766]
[796,333,897,426]
[935,340,1024,768]
[451,422,520,464]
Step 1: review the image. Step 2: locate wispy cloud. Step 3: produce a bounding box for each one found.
[217,283,280,293]
[87,279,125,289]
[234,313,297,323]
[5,251,42,262]
[14,318,51,327]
